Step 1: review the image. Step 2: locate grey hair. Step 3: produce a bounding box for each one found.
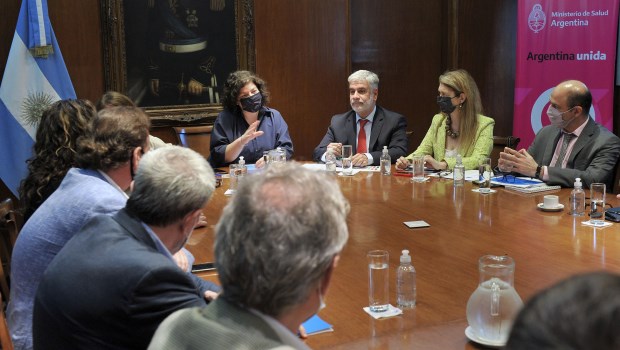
[215,162,350,317]
[348,70,379,91]
[126,146,215,226]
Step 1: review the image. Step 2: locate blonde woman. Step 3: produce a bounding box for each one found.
[396,69,494,170]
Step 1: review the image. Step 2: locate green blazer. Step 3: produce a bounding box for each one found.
[407,113,494,170]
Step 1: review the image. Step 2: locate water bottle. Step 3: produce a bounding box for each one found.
[569,177,585,216]
[325,148,337,173]
[238,156,247,176]
[453,154,465,187]
[380,146,391,175]
[396,249,416,308]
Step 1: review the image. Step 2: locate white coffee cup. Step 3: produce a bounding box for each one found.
[543,195,559,208]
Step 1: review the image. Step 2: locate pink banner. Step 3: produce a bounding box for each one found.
[514,0,620,148]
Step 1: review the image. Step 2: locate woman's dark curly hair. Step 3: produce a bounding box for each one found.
[19,99,97,221]
[75,106,150,171]
[221,70,270,112]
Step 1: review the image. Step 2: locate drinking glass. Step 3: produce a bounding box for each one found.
[589,183,606,225]
[368,250,389,312]
[229,164,242,191]
[411,155,425,182]
[478,157,492,193]
[342,145,353,175]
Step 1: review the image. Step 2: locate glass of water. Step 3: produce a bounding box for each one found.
[342,145,353,175]
[478,157,492,193]
[412,155,425,182]
[367,250,389,312]
[229,164,242,191]
[589,183,606,225]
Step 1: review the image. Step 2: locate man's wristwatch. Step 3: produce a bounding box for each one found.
[535,165,542,179]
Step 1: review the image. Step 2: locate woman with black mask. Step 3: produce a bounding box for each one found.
[209,70,293,168]
[395,69,494,170]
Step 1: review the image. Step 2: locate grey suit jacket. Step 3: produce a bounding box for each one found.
[527,118,620,188]
[33,209,218,350]
[149,298,296,350]
[313,105,408,165]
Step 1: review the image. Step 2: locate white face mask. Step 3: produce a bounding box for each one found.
[547,105,577,129]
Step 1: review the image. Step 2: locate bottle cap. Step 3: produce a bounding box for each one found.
[456,154,463,165]
[574,177,582,188]
[239,156,245,165]
[400,249,411,263]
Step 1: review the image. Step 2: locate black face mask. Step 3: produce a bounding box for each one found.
[437,96,457,114]
[240,93,262,113]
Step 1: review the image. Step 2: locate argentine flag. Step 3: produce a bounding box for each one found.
[0,0,76,196]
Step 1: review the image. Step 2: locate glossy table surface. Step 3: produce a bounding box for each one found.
[186,167,620,349]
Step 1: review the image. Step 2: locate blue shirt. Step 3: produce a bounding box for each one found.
[209,107,294,167]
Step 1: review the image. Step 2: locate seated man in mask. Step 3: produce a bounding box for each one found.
[499,80,620,188]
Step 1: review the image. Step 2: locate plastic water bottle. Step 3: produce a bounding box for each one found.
[238,156,247,176]
[396,249,416,308]
[569,177,585,216]
[380,146,391,175]
[325,148,337,173]
[453,154,465,187]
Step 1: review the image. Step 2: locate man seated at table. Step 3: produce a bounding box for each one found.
[10,106,153,350]
[498,80,620,188]
[32,146,220,349]
[506,271,620,349]
[148,163,350,349]
[313,70,408,166]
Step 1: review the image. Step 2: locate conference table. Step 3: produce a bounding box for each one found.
[186,165,620,349]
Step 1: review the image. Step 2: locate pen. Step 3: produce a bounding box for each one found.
[393,172,412,177]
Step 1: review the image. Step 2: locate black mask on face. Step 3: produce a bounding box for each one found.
[240,92,263,113]
[437,96,457,114]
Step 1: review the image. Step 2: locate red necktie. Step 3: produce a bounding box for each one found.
[357,119,369,154]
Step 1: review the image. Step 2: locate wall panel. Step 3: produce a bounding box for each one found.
[254,0,349,161]
[351,0,446,152]
[457,0,517,142]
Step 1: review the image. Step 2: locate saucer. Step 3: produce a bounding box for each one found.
[537,203,564,212]
[464,326,506,348]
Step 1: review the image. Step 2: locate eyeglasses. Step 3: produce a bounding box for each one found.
[492,166,515,183]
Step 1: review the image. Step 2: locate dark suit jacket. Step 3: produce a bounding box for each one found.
[33,209,216,350]
[528,118,620,188]
[313,106,408,165]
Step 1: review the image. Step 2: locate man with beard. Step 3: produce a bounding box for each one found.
[313,70,408,166]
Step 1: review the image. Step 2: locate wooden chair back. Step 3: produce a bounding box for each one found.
[0,198,19,302]
[491,136,520,168]
[173,125,214,160]
[0,291,12,350]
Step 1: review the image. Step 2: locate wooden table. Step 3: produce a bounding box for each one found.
[185,168,620,349]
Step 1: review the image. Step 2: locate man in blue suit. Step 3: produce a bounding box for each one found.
[313,70,408,166]
[33,146,219,349]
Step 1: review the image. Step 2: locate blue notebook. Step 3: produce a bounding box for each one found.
[490,176,543,187]
[302,315,333,335]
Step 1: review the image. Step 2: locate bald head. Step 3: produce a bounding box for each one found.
[552,80,592,116]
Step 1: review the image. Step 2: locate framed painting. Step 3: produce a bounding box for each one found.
[100,0,255,125]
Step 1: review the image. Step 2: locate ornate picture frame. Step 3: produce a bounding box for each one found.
[100,0,255,125]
